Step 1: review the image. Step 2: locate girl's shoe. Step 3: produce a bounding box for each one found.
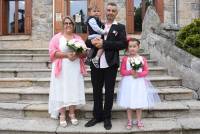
[137,120,144,129]
[69,114,79,125]
[126,120,133,130]
[59,115,67,127]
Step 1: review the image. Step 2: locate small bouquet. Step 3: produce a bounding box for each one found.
[129,56,144,73]
[66,39,87,54]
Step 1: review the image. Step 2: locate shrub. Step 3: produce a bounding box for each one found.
[176,18,200,58]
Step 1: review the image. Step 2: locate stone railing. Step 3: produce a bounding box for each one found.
[141,6,200,99]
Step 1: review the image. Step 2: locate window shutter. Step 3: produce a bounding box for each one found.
[54,0,65,34]
[0,0,8,35]
[126,0,134,33]
[25,0,32,34]
[0,0,2,35]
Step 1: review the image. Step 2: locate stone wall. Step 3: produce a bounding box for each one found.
[164,0,200,26]
[0,0,53,49]
[32,0,53,42]
[141,6,200,99]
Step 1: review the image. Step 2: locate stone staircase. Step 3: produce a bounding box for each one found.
[0,48,200,134]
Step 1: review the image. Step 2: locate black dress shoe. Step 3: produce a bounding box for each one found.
[85,118,102,127]
[104,119,112,130]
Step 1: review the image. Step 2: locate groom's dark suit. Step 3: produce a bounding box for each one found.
[86,22,128,121]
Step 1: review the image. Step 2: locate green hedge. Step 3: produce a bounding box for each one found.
[176,18,200,58]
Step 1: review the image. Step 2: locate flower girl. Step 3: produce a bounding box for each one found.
[117,38,160,129]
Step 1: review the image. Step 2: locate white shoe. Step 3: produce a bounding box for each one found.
[59,115,67,127]
[69,114,79,125]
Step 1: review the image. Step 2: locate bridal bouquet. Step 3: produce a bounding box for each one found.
[129,56,144,72]
[66,39,87,54]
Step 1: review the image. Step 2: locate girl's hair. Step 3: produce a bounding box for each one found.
[125,37,140,51]
[127,37,140,46]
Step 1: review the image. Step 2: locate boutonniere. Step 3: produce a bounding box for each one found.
[112,30,118,36]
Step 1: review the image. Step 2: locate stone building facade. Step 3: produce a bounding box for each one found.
[0,0,199,49]
[164,0,200,27]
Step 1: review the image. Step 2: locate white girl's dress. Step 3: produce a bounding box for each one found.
[117,56,160,109]
[49,36,86,119]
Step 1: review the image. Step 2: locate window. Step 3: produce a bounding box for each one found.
[0,0,32,35]
[65,0,88,34]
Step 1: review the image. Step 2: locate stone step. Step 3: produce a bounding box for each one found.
[0,48,49,54]
[0,76,182,88]
[0,87,193,102]
[1,117,200,134]
[0,100,199,119]
[0,60,51,69]
[0,48,145,54]
[0,54,50,61]
[0,53,150,61]
[0,67,167,78]
[0,59,157,69]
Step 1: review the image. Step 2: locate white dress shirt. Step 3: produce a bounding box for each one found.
[100,20,118,68]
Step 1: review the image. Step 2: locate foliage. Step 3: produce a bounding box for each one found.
[176,18,200,58]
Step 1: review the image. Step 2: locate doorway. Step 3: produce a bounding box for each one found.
[54,0,104,40]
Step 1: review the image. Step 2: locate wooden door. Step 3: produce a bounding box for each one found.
[154,0,164,22]
[88,0,104,21]
[54,0,104,40]
[54,0,65,34]
[126,0,134,33]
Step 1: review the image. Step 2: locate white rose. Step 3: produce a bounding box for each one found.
[75,42,82,48]
[68,39,76,45]
[135,58,141,65]
[81,44,87,50]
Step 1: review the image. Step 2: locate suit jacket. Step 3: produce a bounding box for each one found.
[86,22,128,68]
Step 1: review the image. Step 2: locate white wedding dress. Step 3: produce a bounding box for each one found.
[48,36,85,119]
[117,57,160,109]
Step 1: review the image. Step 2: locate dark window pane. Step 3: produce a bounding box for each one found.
[134,0,142,32]
[18,0,25,33]
[70,0,87,33]
[8,1,15,33]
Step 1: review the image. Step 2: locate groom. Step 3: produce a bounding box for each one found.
[85,2,128,130]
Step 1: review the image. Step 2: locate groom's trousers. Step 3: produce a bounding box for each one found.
[90,64,118,120]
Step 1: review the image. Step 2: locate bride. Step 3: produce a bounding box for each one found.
[48,16,86,127]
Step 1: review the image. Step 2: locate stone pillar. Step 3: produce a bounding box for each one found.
[32,0,53,47]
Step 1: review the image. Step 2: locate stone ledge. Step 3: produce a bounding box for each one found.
[0,35,31,41]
